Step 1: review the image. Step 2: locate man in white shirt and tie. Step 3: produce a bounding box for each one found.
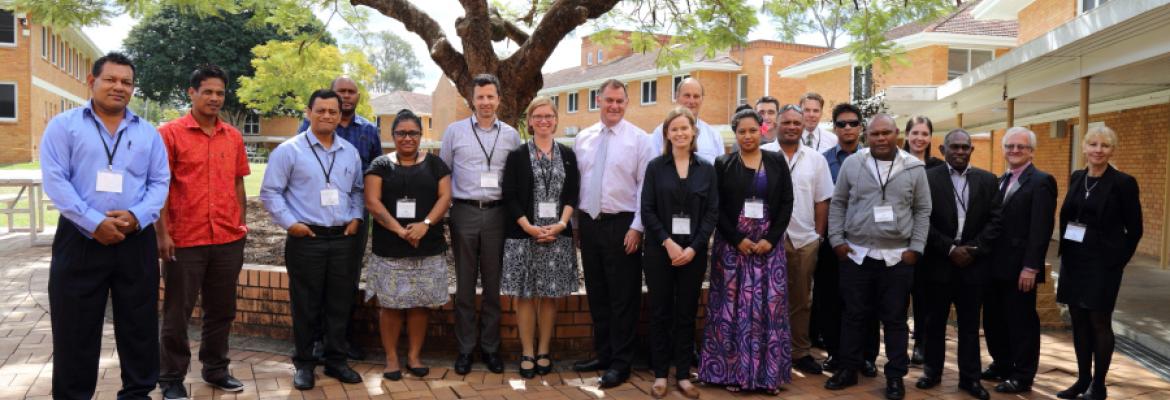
[799,92,838,152]
[650,77,725,163]
[570,79,656,389]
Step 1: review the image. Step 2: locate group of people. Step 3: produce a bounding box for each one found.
[41,52,1143,400]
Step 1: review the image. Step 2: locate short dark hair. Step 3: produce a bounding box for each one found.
[307,89,340,110]
[832,103,863,123]
[392,109,423,133]
[799,92,824,108]
[92,52,136,79]
[471,74,501,92]
[755,96,780,111]
[597,79,627,97]
[944,128,971,144]
[190,64,229,90]
[731,107,763,132]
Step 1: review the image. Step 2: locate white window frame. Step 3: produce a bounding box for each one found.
[40,27,47,58]
[597,50,604,63]
[0,10,15,48]
[736,74,748,105]
[947,48,995,80]
[242,113,261,135]
[587,52,594,66]
[671,74,691,102]
[640,79,657,105]
[50,34,56,65]
[588,89,599,111]
[549,95,559,111]
[1078,0,1109,14]
[0,82,17,122]
[567,93,579,113]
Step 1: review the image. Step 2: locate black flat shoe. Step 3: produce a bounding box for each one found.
[453,353,473,375]
[572,358,609,372]
[825,369,858,390]
[519,355,537,379]
[980,364,1006,381]
[1056,379,1089,399]
[293,368,315,390]
[994,378,1032,393]
[407,365,429,378]
[915,375,941,389]
[382,371,402,381]
[1082,384,1107,400]
[862,360,878,377]
[323,365,363,384]
[886,377,905,400]
[204,375,245,392]
[959,381,990,400]
[535,354,553,375]
[598,369,629,389]
[794,355,823,375]
[482,351,505,374]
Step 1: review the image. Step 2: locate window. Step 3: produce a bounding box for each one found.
[1081,0,1110,13]
[564,126,580,137]
[851,65,873,102]
[597,50,604,63]
[243,113,260,135]
[671,74,691,101]
[0,10,14,46]
[41,27,47,58]
[947,48,994,79]
[736,74,748,105]
[58,39,63,68]
[0,83,16,121]
[549,95,558,110]
[50,35,56,65]
[587,52,594,66]
[567,93,579,113]
[588,89,599,111]
[640,80,657,105]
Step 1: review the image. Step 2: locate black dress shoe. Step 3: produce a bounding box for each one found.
[204,375,245,392]
[862,360,878,377]
[822,356,840,372]
[980,364,1006,381]
[994,378,1032,393]
[886,377,905,400]
[407,365,430,378]
[324,365,363,384]
[1082,384,1107,400]
[293,368,315,390]
[915,375,941,389]
[1056,380,1089,399]
[598,369,629,388]
[794,355,824,375]
[159,381,189,400]
[572,358,610,372]
[481,351,504,373]
[453,353,473,375]
[911,342,924,365]
[825,369,858,390]
[959,381,991,400]
[383,370,402,381]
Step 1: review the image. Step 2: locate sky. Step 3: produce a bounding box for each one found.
[82,0,828,95]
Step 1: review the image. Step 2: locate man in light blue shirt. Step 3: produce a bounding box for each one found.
[40,52,170,400]
[261,89,365,390]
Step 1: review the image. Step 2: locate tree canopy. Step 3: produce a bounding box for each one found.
[237,40,376,118]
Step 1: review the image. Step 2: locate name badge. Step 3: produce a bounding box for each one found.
[744,198,764,219]
[1064,222,1087,243]
[874,205,895,223]
[537,201,557,219]
[320,188,340,206]
[96,169,123,193]
[480,172,500,188]
[396,198,416,219]
[671,215,692,235]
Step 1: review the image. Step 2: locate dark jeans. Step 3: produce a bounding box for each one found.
[160,238,246,382]
[49,218,159,400]
[579,212,643,372]
[983,278,1040,383]
[644,242,706,379]
[286,231,359,368]
[449,203,505,354]
[838,258,914,378]
[922,280,984,383]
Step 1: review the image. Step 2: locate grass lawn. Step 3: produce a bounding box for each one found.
[0,162,267,229]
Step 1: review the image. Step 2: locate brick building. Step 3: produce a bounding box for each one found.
[0,10,103,163]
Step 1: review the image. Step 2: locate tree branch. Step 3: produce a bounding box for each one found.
[505,0,619,79]
[490,7,531,45]
[351,0,469,89]
[455,0,498,78]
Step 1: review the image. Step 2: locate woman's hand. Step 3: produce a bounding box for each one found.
[405,222,429,241]
[753,239,774,255]
[673,247,696,266]
[664,239,684,262]
[737,239,754,255]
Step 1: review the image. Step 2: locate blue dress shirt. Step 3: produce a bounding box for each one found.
[260,131,364,229]
[299,115,381,170]
[823,144,861,183]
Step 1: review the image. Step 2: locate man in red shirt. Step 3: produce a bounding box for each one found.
[155,64,250,399]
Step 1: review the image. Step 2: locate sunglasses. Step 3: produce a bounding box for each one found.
[834,120,861,128]
[393,131,422,138]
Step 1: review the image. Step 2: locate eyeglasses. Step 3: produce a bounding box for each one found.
[393,131,422,138]
[947,143,972,151]
[1003,143,1032,151]
[529,114,556,122]
[834,120,861,128]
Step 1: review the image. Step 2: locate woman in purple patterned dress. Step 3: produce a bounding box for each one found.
[699,107,794,394]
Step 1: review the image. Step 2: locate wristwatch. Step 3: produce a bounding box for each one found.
[423,218,432,226]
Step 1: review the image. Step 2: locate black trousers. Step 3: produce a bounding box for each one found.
[579,212,643,372]
[285,231,359,368]
[644,242,706,379]
[49,218,159,400]
[911,265,929,344]
[812,242,880,362]
[838,258,913,378]
[921,280,985,383]
[983,277,1040,384]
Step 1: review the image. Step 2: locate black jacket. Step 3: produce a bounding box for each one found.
[1058,166,1143,269]
[989,164,1057,282]
[923,164,1002,284]
[501,142,580,240]
[713,151,793,245]
[640,154,719,251]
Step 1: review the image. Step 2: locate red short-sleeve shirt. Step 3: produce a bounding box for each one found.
[157,113,251,247]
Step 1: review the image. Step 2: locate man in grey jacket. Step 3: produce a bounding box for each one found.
[823,114,932,400]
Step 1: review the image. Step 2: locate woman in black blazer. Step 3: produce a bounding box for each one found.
[640,107,718,399]
[1055,125,1142,400]
[500,96,580,378]
[698,106,794,394]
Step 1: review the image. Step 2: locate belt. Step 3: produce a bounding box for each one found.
[454,198,502,209]
[588,211,634,221]
[305,224,347,237]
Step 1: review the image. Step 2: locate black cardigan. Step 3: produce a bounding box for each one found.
[640,154,719,250]
[501,142,580,240]
[1058,166,1143,268]
[713,151,793,246]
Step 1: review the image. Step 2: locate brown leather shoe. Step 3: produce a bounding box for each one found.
[650,383,668,398]
[678,380,701,399]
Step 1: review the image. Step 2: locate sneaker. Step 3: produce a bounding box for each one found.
[159,381,189,400]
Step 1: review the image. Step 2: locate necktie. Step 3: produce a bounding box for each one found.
[586,128,611,219]
[803,131,813,147]
[998,172,1013,202]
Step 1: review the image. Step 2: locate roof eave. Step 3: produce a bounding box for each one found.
[779,32,1017,78]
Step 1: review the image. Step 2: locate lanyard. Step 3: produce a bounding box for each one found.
[533,141,556,199]
[92,118,125,168]
[951,171,968,214]
[873,155,895,202]
[785,150,803,174]
[470,119,501,171]
[305,135,337,184]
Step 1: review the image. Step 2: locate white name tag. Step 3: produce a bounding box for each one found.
[320,188,340,206]
[671,216,692,235]
[874,205,895,223]
[744,199,764,219]
[396,198,416,219]
[96,169,123,193]
[537,201,557,219]
[1064,222,1087,243]
[480,172,500,188]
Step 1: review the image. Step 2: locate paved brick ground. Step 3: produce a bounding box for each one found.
[3,242,1170,399]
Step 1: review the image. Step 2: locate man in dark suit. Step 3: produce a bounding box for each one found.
[916,130,1000,400]
[982,126,1057,393]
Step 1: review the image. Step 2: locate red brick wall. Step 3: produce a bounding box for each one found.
[1018,0,1076,44]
